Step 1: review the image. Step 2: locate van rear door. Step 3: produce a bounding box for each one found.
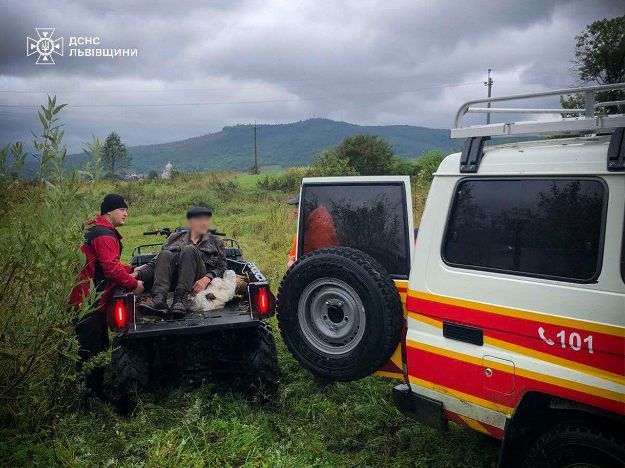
[297,176,414,379]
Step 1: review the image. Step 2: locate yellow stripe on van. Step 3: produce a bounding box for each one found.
[407,291,625,338]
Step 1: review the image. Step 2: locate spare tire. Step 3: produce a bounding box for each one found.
[277,247,403,381]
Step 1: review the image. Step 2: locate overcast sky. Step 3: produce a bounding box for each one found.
[1,0,623,153]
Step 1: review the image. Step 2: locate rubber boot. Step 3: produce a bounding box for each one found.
[139,291,169,316]
[168,289,188,319]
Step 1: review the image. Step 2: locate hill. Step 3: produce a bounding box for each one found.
[65,118,457,174]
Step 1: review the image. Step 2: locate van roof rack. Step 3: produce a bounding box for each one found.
[451,82,625,139]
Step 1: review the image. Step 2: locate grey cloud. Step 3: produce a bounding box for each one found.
[1,0,623,153]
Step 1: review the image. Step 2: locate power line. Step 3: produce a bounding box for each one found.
[0,82,478,108]
[0,77,476,94]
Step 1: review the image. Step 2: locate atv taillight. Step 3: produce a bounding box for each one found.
[257,286,269,315]
[249,283,274,319]
[107,291,134,332]
[114,299,127,328]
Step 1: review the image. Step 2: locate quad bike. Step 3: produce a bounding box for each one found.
[105,227,279,409]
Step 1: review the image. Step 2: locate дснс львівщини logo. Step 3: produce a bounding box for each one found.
[26,30,138,61]
[27,28,63,64]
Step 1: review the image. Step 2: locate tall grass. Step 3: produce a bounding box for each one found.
[0,108,496,466]
[0,98,97,429]
[0,168,498,467]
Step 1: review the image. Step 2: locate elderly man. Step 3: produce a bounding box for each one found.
[137,206,226,318]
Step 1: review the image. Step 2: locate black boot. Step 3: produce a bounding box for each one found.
[168,289,188,319]
[140,291,169,315]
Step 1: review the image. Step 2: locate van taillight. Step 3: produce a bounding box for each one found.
[257,287,269,315]
[114,299,127,328]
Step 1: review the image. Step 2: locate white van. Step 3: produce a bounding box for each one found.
[278,83,625,467]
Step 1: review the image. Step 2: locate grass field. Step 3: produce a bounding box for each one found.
[0,172,499,467]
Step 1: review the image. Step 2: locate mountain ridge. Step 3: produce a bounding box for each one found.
[66,118,458,173]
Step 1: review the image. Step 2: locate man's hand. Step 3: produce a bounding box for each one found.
[130,265,145,278]
[192,276,211,295]
[133,280,145,295]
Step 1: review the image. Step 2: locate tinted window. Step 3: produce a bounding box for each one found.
[299,183,411,277]
[443,179,605,282]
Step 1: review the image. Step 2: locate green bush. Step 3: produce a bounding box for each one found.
[392,150,446,184]
[256,145,446,196]
[308,150,358,177]
[413,149,446,184]
[256,167,309,192]
[0,98,96,429]
[330,134,396,175]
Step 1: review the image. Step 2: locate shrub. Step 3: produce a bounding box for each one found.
[413,149,446,185]
[208,172,240,197]
[0,98,96,429]
[308,150,358,177]
[257,167,309,193]
[331,135,396,175]
[392,150,446,184]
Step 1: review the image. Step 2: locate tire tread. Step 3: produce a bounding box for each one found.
[277,246,403,381]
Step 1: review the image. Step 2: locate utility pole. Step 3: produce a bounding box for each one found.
[252,121,259,174]
[484,68,493,125]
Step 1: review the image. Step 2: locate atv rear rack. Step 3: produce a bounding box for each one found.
[451,82,625,139]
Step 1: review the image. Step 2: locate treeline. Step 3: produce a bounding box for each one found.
[257,134,446,192]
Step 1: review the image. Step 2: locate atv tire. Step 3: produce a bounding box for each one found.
[109,343,149,413]
[242,322,279,401]
[277,247,403,381]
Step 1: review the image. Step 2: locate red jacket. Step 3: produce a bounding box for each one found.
[302,205,338,255]
[69,215,138,310]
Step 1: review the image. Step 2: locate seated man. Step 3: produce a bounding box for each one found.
[136,206,226,318]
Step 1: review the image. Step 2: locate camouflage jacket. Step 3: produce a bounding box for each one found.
[141,231,227,279]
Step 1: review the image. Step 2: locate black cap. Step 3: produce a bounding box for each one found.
[100,193,128,214]
[186,206,213,219]
[286,196,299,205]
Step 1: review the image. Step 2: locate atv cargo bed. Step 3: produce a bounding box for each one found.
[126,298,259,339]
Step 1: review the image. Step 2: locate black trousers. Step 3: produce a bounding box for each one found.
[143,245,207,294]
[75,310,109,396]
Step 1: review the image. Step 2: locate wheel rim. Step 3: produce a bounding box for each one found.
[297,277,366,355]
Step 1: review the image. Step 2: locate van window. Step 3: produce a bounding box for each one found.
[299,182,411,278]
[443,178,606,283]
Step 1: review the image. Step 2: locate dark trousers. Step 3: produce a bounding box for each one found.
[75,310,109,396]
[144,245,207,294]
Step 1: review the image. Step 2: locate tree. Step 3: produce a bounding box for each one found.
[309,150,358,177]
[102,131,130,178]
[562,16,625,114]
[332,135,396,175]
[574,16,625,85]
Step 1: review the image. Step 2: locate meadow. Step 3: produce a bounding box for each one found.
[0,171,498,467]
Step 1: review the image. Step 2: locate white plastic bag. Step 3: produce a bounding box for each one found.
[189,270,237,312]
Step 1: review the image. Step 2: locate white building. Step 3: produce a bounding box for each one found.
[161,161,173,180]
